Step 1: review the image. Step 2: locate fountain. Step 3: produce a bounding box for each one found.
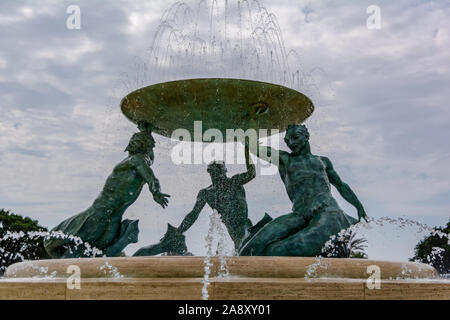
[1,0,449,300]
[1,75,448,299]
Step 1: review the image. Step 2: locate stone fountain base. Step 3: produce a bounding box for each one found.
[1,257,449,300]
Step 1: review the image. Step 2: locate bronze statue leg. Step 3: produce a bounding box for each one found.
[239,213,306,256]
[133,224,187,256]
[265,208,354,256]
[45,240,74,259]
[104,219,139,257]
[133,243,166,256]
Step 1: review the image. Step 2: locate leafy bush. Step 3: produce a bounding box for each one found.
[0,209,49,275]
[321,229,368,259]
[410,220,449,276]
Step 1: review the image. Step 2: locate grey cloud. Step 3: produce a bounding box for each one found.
[8,146,48,158]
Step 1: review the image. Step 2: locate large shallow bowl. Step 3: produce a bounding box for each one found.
[121,78,314,140]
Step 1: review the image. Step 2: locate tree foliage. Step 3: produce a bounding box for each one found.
[410,220,450,276]
[0,209,49,275]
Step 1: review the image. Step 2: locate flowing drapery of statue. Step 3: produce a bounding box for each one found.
[239,124,368,256]
[44,128,170,258]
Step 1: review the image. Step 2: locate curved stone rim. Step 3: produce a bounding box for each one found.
[4,256,438,280]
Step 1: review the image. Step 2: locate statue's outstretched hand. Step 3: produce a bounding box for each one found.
[358,207,368,222]
[153,191,170,208]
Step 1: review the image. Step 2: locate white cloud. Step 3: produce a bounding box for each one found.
[34,37,103,64]
[0,2,59,25]
[0,56,7,69]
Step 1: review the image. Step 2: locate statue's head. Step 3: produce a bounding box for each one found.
[137,121,153,133]
[125,131,155,155]
[284,124,310,153]
[207,160,227,178]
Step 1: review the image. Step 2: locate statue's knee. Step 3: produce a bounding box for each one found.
[265,232,322,257]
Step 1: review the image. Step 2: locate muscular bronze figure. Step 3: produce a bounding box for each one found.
[239,124,367,256]
[177,143,256,251]
[44,130,170,258]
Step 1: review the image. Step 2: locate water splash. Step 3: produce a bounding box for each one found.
[359,217,449,271]
[398,263,416,280]
[120,0,316,96]
[202,209,231,300]
[99,261,124,279]
[304,256,329,281]
[201,211,215,300]
[363,216,449,239]
[8,264,61,280]
[317,216,449,278]
[332,216,449,250]
[216,214,230,278]
[103,0,325,163]
[0,230,103,274]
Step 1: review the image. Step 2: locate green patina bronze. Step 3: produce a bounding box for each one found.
[239,124,368,256]
[44,78,366,258]
[44,128,170,258]
[119,79,366,257]
[120,78,314,139]
[176,142,256,251]
[133,224,189,256]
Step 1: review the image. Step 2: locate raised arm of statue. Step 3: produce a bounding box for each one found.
[251,141,288,168]
[232,141,256,185]
[321,156,368,222]
[178,191,207,233]
[134,154,170,208]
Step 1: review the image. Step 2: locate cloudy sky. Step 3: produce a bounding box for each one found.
[0,0,449,261]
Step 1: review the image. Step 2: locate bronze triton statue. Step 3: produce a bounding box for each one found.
[44,129,170,258]
[118,79,365,257]
[239,124,368,256]
[176,142,256,252]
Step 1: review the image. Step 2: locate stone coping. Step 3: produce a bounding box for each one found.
[4,256,438,279]
[1,277,449,300]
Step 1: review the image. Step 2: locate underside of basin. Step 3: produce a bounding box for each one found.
[120,78,314,139]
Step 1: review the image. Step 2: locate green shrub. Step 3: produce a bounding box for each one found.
[410,220,449,276]
[321,229,368,259]
[0,209,49,275]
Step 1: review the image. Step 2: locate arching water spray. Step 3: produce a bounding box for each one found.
[202,209,231,300]
[0,230,103,275]
[104,0,324,158]
[120,0,316,96]
[309,217,450,280]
